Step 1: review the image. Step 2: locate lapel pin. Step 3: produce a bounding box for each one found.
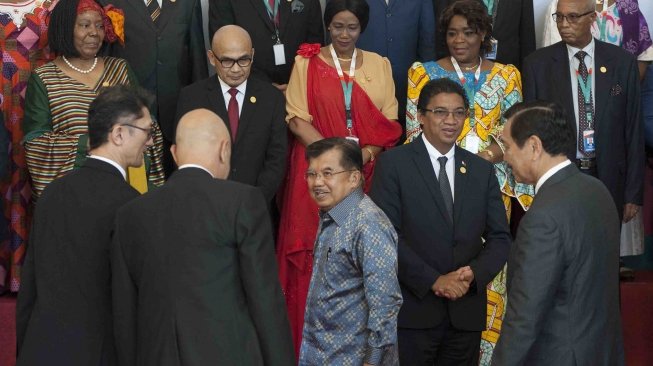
[250,96,257,103]
[600,66,607,73]
[460,166,467,174]
[170,0,176,2]
[102,82,110,87]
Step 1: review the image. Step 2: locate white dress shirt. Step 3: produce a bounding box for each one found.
[88,155,127,180]
[422,134,456,201]
[178,164,215,178]
[535,159,572,194]
[567,38,595,158]
[144,0,162,9]
[218,77,247,116]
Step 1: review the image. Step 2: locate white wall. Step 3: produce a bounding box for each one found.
[533,0,653,48]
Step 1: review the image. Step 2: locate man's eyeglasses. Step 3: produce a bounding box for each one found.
[211,51,253,68]
[552,10,594,24]
[121,124,154,139]
[304,169,357,181]
[421,108,468,121]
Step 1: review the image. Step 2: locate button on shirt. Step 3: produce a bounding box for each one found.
[300,188,403,366]
[422,134,455,201]
[218,77,247,116]
[567,38,596,158]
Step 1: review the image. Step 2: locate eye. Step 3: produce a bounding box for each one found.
[453,110,467,120]
[446,31,457,38]
[433,110,449,119]
[464,30,476,37]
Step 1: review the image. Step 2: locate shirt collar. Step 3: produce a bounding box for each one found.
[320,187,364,227]
[422,134,456,161]
[178,164,215,178]
[535,160,572,194]
[217,76,247,96]
[567,37,595,63]
[88,155,126,180]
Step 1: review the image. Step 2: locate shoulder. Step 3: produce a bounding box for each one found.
[33,61,57,77]
[596,40,637,63]
[379,142,413,163]
[104,56,128,68]
[524,42,563,65]
[248,76,284,99]
[180,76,215,95]
[357,196,397,234]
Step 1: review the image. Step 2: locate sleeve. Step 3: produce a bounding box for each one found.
[145,122,166,188]
[285,55,312,123]
[623,56,644,205]
[111,212,138,366]
[406,62,430,142]
[521,56,537,102]
[643,64,653,149]
[23,73,85,199]
[542,0,561,47]
[468,165,511,290]
[492,65,523,149]
[379,57,398,120]
[209,0,234,42]
[237,187,295,366]
[255,91,288,202]
[519,0,536,67]
[369,154,442,299]
[189,0,209,82]
[305,0,325,45]
[15,222,37,356]
[491,210,564,365]
[126,62,140,87]
[417,0,436,62]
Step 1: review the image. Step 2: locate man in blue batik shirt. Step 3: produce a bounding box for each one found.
[300,137,402,366]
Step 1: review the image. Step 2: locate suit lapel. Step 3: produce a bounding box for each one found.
[235,80,259,146]
[157,0,178,32]
[453,148,468,227]
[593,41,613,131]
[410,138,453,227]
[552,43,577,139]
[278,0,290,38]
[206,76,230,133]
[123,0,156,32]
[249,0,275,34]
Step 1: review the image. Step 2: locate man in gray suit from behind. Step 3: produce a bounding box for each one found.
[491,101,623,366]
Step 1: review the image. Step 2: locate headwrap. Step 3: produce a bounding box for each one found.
[76,0,125,45]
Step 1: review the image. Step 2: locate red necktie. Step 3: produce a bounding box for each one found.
[227,88,239,142]
[268,0,279,25]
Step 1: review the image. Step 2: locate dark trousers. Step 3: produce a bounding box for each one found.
[398,322,481,366]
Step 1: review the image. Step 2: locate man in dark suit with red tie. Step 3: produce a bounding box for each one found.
[175,25,287,204]
[209,0,324,92]
[522,0,643,222]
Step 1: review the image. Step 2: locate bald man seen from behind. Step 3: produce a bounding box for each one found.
[111,109,295,366]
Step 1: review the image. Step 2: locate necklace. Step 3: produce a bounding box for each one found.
[337,57,352,61]
[62,56,98,74]
[462,62,480,71]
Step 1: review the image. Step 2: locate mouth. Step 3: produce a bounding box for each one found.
[313,190,329,200]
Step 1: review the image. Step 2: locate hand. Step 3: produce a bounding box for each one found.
[272,83,288,94]
[623,203,640,223]
[456,266,474,283]
[432,271,470,300]
[477,150,493,162]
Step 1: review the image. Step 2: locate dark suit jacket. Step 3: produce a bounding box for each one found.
[111,167,294,366]
[370,137,510,330]
[434,0,535,69]
[522,40,644,217]
[492,164,623,366]
[101,0,208,141]
[175,75,287,202]
[16,158,139,366]
[209,0,324,85]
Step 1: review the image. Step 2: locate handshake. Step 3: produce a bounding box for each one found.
[431,266,474,300]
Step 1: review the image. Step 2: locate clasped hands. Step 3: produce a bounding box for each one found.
[431,266,474,300]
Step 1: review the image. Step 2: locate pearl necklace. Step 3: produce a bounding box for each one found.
[62,56,98,74]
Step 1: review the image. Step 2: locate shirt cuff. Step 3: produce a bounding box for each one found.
[364,346,384,365]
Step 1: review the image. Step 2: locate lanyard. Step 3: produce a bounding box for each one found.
[576,67,593,127]
[451,56,482,128]
[263,0,280,30]
[330,44,357,133]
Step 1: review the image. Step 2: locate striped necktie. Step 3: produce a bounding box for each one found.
[146,0,160,24]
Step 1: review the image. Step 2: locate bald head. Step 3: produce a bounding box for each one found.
[173,109,231,178]
[208,25,254,88]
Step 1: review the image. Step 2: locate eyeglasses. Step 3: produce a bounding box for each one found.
[211,51,253,68]
[421,108,468,121]
[304,169,357,181]
[121,124,154,139]
[552,10,594,24]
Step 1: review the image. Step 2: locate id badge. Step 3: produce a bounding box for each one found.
[273,43,286,65]
[346,135,360,144]
[582,129,595,153]
[465,133,480,154]
[485,38,498,60]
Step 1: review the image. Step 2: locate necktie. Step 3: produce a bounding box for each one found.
[268,0,279,25]
[575,50,595,158]
[227,88,239,142]
[438,156,454,221]
[146,0,160,24]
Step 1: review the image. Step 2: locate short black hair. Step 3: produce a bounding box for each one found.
[324,0,370,33]
[440,0,494,55]
[48,0,106,58]
[305,137,363,172]
[505,100,574,156]
[417,78,469,113]
[88,86,153,150]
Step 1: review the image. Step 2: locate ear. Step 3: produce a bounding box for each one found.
[207,50,216,66]
[109,124,125,146]
[170,144,178,166]
[349,170,363,187]
[219,139,231,165]
[529,135,544,160]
